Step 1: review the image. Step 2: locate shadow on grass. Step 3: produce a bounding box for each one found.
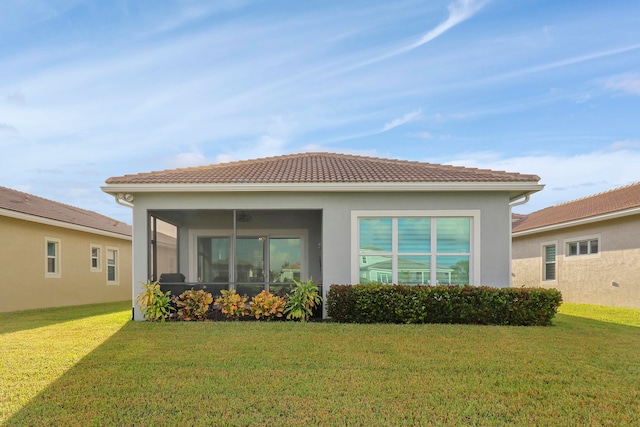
[0,301,131,335]
[6,314,640,426]
[555,312,640,329]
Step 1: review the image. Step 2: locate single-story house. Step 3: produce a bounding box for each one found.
[101,152,543,319]
[0,186,132,312]
[512,182,640,309]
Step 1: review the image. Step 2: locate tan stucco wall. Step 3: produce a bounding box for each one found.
[0,215,132,312]
[512,215,640,309]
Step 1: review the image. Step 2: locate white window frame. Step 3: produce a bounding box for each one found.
[541,241,557,282]
[90,244,102,272]
[188,228,308,288]
[106,247,119,284]
[564,234,601,260]
[45,237,61,278]
[351,210,481,285]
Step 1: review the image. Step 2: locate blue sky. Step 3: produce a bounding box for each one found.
[1,0,639,224]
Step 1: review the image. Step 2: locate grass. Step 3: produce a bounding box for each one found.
[558,302,640,326]
[1,302,639,426]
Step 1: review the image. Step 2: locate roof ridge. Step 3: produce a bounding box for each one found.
[106,152,538,183]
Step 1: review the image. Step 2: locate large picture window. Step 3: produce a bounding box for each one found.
[355,212,477,286]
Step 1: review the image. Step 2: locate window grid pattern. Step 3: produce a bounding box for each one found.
[567,239,598,257]
[47,241,58,274]
[543,244,556,281]
[91,246,101,271]
[359,217,471,286]
[107,249,118,283]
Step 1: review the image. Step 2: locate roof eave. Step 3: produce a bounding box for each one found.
[512,206,640,237]
[0,207,132,240]
[102,181,544,196]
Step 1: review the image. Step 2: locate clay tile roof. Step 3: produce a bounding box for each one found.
[0,186,132,237]
[513,182,640,233]
[105,152,540,184]
[511,213,528,228]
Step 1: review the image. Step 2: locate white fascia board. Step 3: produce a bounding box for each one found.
[102,182,543,195]
[0,208,132,241]
[512,206,640,237]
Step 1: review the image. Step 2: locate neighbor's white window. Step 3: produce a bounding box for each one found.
[107,248,118,284]
[543,244,556,281]
[354,211,479,286]
[567,238,599,257]
[90,245,101,272]
[45,237,61,278]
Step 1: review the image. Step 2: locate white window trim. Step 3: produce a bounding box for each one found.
[540,240,558,282]
[188,228,308,286]
[351,210,481,285]
[45,237,62,279]
[90,244,102,272]
[106,246,119,285]
[563,234,601,260]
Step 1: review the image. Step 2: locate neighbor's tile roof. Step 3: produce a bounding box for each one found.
[513,182,640,233]
[105,152,540,184]
[0,186,132,237]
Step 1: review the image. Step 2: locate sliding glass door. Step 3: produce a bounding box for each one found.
[197,237,230,295]
[197,235,302,297]
[236,237,266,297]
[269,238,301,295]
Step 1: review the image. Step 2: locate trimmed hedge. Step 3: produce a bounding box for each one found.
[326,284,562,326]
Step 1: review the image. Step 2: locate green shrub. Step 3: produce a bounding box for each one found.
[135,280,174,322]
[176,289,213,321]
[249,290,286,320]
[284,279,322,322]
[327,284,562,326]
[325,285,356,323]
[215,290,248,320]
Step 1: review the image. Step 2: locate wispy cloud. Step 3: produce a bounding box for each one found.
[438,148,640,212]
[407,0,490,49]
[338,0,490,73]
[163,152,211,169]
[604,73,640,95]
[412,131,433,139]
[381,110,421,132]
[2,0,639,225]
[609,139,640,150]
[482,43,640,85]
[4,90,26,105]
[0,123,18,135]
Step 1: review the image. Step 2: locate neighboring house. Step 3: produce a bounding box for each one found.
[0,186,132,312]
[512,182,640,309]
[101,152,542,319]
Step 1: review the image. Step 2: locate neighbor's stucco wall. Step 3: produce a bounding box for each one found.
[0,215,132,313]
[128,190,513,319]
[512,215,640,309]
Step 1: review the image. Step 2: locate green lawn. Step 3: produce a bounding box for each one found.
[1,302,639,426]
